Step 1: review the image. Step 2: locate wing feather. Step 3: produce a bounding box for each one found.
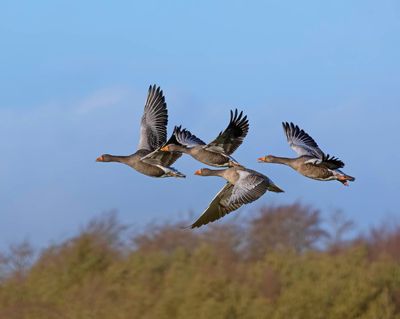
[316,154,345,169]
[282,122,324,158]
[140,148,182,167]
[191,170,269,229]
[138,85,168,151]
[229,171,268,205]
[191,183,243,228]
[174,126,206,147]
[206,109,249,155]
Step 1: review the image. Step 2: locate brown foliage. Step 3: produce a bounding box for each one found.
[1,203,400,319]
[366,224,400,262]
[246,203,329,259]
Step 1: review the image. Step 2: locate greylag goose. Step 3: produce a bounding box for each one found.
[160,109,249,167]
[190,166,284,228]
[258,122,355,186]
[96,85,185,178]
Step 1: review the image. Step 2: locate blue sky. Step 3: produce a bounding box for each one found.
[1,0,400,248]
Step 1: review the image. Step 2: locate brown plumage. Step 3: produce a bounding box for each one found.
[258,122,355,186]
[190,166,284,228]
[160,109,249,167]
[96,85,185,178]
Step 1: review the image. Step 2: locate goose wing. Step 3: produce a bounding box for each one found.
[228,170,268,205]
[141,130,183,166]
[191,183,243,228]
[140,148,182,167]
[190,170,270,228]
[174,126,206,147]
[282,122,325,158]
[206,109,249,155]
[137,85,168,151]
[306,154,345,170]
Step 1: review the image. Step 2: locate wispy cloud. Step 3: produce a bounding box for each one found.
[75,87,131,115]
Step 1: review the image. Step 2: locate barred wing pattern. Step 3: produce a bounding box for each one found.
[282,122,324,158]
[138,85,168,151]
[228,171,268,205]
[283,122,345,168]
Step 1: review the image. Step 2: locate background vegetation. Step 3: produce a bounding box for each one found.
[1,203,399,319]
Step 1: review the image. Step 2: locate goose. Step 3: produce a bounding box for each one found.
[258,122,355,186]
[160,109,249,167]
[190,166,284,228]
[96,85,185,178]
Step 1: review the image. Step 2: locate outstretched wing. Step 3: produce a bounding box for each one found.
[282,122,324,158]
[206,109,249,155]
[138,85,168,151]
[191,183,243,228]
[174,126,206,147]
[228,170,268,205]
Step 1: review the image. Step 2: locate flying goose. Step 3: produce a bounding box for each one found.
[160,109,249,167]
[96,85,185,178]
[190,166,284,228]
[258,122,355,185]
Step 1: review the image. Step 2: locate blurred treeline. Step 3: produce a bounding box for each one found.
[1,203,400,319]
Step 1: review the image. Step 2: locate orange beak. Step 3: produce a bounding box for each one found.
[96,155,104,162]
[194,169,202,175]
[160,145,169,152]
[258,156,266,162]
